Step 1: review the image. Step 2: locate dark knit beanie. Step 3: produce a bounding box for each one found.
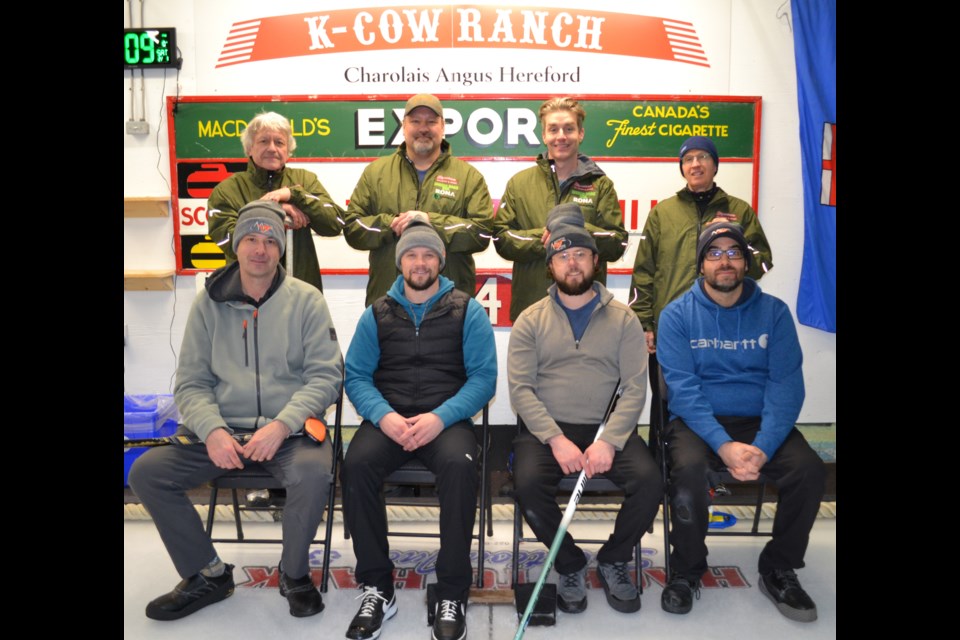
[696,221,752,272]
[679,136,719,176]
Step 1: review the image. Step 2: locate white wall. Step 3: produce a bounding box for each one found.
[123,0,836,425]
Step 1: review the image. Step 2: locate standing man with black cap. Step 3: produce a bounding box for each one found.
[508,204,661,617]
[129,200,343,622]
[341,220,497,640]
[494,97,627,322]
[656,222,824,622]
[630,136,775,435]
[343,94,494,307]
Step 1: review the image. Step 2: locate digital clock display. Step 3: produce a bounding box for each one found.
[123,28,178,69]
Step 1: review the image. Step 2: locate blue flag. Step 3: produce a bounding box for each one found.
[792,0,836,332]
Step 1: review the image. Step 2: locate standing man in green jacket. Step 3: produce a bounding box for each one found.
[493,97,627,322]
[208,111,344,292]
[343,94,494,306]
[630,136,773,352]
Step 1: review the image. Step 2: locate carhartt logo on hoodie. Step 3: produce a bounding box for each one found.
[689,334,769,350]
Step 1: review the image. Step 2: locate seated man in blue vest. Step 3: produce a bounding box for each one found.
[657,222,826,622]
[341,221,497,640]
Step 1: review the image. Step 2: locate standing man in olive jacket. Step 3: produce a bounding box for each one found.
[629,136,774,429]
[494,97,627,322]
[343,94,494,306]
[208,111,344,292]
[630,136,773,353]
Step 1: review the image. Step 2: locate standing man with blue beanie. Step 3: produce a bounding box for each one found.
[656,222,825,622]
[630,136,773,352]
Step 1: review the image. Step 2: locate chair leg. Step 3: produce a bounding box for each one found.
[476,480,487,589]
[634,539,643,594]
[320,482,337,593]
[751,481,767,534]
[206,485,219,537]
[512,502,522,587]
[231,489,244,541]
[662,495,671,580]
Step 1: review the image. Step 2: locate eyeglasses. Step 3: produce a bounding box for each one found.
[555,249,592,262]
[704,247,744,261]
[681,152,712,165]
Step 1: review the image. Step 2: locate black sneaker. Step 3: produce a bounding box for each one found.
[279,571,324,617]
[145,564,236,620]
[759,569,817,622]
[660,574,700,615]
[432,599,466,640]
[345,586,398,640]
[597,561,641,613]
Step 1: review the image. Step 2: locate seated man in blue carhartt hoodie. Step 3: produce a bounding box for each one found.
[657,222,825,624]
[341,221,497,640]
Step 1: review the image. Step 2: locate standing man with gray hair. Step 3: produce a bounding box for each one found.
[208,111,344,292]
[343,94,494,307]
[494,96,627,322]
[508,204,661,617]
[129,201,343,621]
[341,220,497,640]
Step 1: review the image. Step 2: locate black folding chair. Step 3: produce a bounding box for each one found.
[205,385,343,593]
[650,359,771,579]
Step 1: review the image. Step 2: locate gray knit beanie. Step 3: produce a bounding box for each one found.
[545,202,585,232]
[232,201,287,254]
[395,221,446,269]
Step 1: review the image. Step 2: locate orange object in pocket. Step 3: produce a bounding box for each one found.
[304,417,327,443]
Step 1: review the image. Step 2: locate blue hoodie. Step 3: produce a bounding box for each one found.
[345,275,497,427]
[657,277,804,459]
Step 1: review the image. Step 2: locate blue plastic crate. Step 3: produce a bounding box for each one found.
[124,395,179,487]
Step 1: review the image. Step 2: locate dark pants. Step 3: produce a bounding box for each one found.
[129,432,332,580]
[665,417,826,580]
[341,420,478,602]
[512,424,663,575]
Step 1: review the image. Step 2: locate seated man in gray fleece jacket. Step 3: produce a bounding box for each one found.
[508,203,663,616]
[129,201,343,622]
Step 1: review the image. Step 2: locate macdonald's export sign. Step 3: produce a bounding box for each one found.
[215,5,710,69]
[169,94,761,304]
[172,97,757,160]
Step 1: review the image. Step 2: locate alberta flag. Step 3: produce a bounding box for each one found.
[792,0,836,332]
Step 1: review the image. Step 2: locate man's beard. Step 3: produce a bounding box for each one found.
[410,136,437,156]
[706,269,743,293]
[404,271,438,291]
[554,270,595,296]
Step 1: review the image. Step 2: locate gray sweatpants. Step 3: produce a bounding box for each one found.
[129,433,332,579]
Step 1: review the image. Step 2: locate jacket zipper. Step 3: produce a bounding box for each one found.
[242,319,249,366]
[252,309,262,418]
